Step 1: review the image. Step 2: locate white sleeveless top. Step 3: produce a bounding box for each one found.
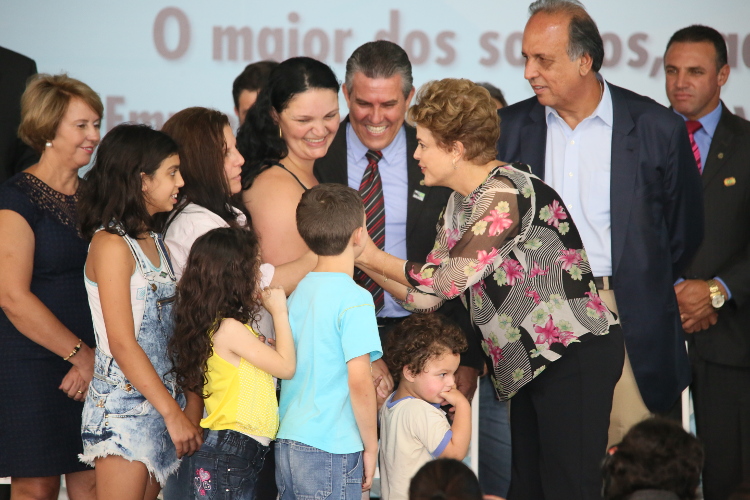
[84,232,173,357]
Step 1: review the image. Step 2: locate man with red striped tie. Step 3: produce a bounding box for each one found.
[665,25,750,500]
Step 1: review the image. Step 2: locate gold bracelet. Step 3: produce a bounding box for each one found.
[63,339,82,361]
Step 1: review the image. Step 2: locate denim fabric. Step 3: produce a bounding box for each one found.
[478,375,512,498]
[275,439,363,500]
[163,455,193,500]
[191,430,269,500]
[80,231,183,486]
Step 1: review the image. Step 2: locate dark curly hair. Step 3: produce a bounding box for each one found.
[385,313,467,383]
[236,56,339,189]
[78,123,178,240]
[409,458,483,500]
[602,417,704,500]
[169,227,263,396]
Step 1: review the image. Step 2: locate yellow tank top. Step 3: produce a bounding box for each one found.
[200,323,278,439]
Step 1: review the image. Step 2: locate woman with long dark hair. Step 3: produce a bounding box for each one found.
[237,56,340,266]
[78,123,203,499]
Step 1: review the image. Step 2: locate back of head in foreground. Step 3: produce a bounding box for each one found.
[602,417,703,500]
[296,183,365,257]
[409,458,483,500]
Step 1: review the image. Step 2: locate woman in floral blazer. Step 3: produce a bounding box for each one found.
[356,78,624,499]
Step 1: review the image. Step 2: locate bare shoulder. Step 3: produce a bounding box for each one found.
[251,166,306,197]
[88,231,134,278]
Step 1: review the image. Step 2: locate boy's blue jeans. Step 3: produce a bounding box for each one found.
[192,429,269,500]
[275,439,363,499]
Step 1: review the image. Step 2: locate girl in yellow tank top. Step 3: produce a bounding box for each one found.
[170,227,296,499]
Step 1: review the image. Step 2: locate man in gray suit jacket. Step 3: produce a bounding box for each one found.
[665,25,750,500]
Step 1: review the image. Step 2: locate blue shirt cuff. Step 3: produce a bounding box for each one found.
[714,277,732,300]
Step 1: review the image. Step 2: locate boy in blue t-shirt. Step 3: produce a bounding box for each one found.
[276,184,382,499]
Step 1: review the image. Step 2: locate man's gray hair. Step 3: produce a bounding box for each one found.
[344,40,413,98]
[528,0,604,73]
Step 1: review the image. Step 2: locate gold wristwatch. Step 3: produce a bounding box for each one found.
[707,279,725,309]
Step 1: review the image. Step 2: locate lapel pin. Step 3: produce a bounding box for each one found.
[419,179,425,186]
[718,152,724,159]
[413,190,425,201]
[724,177,736,187]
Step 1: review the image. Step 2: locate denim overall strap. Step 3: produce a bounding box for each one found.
[117,230,178,386]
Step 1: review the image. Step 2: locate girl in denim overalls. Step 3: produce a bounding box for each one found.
[77,124,203,500]
[170,227,296,500]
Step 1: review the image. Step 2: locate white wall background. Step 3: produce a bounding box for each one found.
[2,1,748,133]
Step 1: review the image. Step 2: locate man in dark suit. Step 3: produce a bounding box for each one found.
[0,46,38,184]
[665,25,750,500]
[314,40,484,394]
[497,0,703,451]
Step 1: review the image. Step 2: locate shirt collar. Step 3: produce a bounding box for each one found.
[544,74,613,128]
[674,102,722,140]
[346,120,406,165]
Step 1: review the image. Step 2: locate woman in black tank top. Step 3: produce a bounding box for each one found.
[237,57,341,267]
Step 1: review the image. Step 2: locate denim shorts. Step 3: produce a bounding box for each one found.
[80,351,185,486]
[192,429,269,500]
[275,439,363,500]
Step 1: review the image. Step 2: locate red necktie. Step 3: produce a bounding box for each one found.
[355,149,385,312]
[685,120,703,173]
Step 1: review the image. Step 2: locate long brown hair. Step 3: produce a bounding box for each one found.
[160,107,246,230]
[169,227,263,395]
[78,123,178,240]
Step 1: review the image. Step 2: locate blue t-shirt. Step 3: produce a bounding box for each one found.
[277,272,382,454]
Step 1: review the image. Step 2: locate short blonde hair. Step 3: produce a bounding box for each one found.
[408,79,499,165]
[19,74,103,153]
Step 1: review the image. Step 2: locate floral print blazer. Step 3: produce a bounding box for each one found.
[402,164,621,400]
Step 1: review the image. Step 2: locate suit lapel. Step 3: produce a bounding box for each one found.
[520,102,548,178]
[405,124,427,239]
[609,85,638,277]
[701,104,736,188]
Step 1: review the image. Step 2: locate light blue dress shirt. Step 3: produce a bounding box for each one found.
[346,123,410,318]
[673,102,731,298]
[544,76,613,277]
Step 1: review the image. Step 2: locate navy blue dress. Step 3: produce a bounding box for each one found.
[0,172,95,477]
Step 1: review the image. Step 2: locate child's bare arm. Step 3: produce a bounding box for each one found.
[218,287,296,379]
[348,354,378,491]
[438,386,471,459]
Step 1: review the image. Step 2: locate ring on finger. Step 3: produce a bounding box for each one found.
[77,390,84,394]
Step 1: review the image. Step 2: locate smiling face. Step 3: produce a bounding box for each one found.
[222,125,244,195]
[522,12,589,113]
[277,88,339,166]
[344,73,415,151]
[405,350,460,406]
[47,97,101,169]
[414,125,457,189]
[142,153,184,215]
[665,41,728,121]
